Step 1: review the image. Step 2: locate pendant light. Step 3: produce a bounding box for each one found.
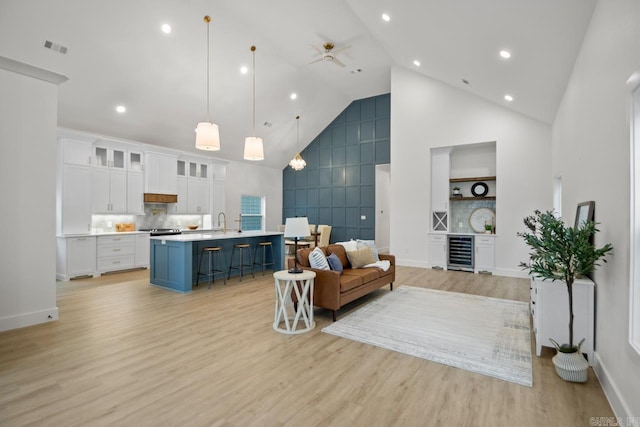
[289,115,306,171]
[195,15,221,151]
[244,45,264,160]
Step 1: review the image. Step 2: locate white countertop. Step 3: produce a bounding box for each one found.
[149,230,284,242]
[58,231,150,238]
[429,232,498,237]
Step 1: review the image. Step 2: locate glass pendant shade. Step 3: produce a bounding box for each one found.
[195,122,220,151]
[244,136,264,161]
[289,152,306,170]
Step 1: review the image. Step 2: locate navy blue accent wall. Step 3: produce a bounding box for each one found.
[282,93,390,243]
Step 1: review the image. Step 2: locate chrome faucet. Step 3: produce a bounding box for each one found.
[217,212,227,233]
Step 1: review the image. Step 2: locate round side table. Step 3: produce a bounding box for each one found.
[273,269,316,334]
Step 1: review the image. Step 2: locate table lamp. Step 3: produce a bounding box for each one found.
[284,217,310,274]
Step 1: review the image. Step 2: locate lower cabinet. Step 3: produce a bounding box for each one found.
[428,234,447,269]
[474,235,495,273]
[135,234,150,267]
[97,235,135,273]
[56,236,97,281]
[530,275,595,365]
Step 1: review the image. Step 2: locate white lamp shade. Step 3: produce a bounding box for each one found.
[284,217,310,238]
[195,122,220,151]
[244,136,264,160]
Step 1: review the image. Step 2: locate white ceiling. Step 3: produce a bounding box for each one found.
[0,0,595,168]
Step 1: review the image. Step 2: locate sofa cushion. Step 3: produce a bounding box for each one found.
[336,239,358,252]
[325,245,350,268]
[339,272,363,292]
[326,253,343,273]
[346,247,376,268]
[356,239,380,261]
[296,247,324,268]
[309,247,330,270]
[342,268,381,284]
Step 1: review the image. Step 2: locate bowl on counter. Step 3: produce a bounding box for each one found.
[187,225,199,230]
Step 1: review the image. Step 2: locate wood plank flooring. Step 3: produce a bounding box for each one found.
[0,267,614,426]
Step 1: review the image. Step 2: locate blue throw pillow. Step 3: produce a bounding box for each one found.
[326,253,343,274]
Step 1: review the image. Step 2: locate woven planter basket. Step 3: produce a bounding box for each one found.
[551,338,588,383]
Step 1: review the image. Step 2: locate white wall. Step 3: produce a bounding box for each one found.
[551,0,640,417]
[224,161,283,231]
[390,66,552,275]
[0,62,62,331]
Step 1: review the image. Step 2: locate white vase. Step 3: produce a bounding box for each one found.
[551,338,589,382]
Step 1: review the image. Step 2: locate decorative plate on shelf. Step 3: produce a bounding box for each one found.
[469,207,495,233]
[471,182,489,197]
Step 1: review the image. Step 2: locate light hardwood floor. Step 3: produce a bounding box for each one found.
[0,267,613,426]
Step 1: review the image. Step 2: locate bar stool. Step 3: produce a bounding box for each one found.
[196,246,226,289]
[253,241,275,275]
[228,243,255,281]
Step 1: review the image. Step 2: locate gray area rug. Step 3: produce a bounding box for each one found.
[322,286,533,387]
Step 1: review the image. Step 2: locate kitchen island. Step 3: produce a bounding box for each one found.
[149,231,284,292]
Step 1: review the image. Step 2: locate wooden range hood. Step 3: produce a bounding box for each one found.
[143,193,178,203]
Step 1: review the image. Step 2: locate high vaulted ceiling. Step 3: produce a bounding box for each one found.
[0,0,596,168]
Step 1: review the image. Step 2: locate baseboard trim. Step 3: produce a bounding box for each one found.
[592,351,633,419]
[0,307,59,333]
[397,259,430,268]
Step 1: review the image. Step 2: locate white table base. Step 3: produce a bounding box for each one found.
[273,270,316,334]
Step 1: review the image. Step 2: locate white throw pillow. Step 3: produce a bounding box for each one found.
[336,239,358,252]
[309,247,330,270]
[356,239,380,261]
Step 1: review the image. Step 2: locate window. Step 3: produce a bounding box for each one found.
[629,70,640,355]
[553,176,562,218]
[241,195,265,231]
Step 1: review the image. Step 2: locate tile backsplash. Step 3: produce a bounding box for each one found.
[92,205,206,232]
[450,199,496,233]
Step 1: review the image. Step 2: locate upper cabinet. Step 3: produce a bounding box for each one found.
[61,138,93,166]
[430,148,451,232]
[94,145,125,169]
[145,152,178,194]
[176,157,211,214]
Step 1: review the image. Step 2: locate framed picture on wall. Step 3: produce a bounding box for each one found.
[575,200,595,229]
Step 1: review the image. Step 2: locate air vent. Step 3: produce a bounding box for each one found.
[44,40,68,54]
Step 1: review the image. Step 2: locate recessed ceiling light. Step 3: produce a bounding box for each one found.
[116,105,126,113]
[499,50,511,59]
[290,93,297,100]
[240,66,248,74]
[161,24,171,34]
[504,94,514,102]
[382,13,391,22]
[413,60,421,67]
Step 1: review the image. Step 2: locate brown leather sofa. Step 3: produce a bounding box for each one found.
[287,244,395,321]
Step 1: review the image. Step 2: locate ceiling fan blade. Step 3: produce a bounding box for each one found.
[308,58,324,65]
[332,57,346,67]
[332,45,351,56]
[310,44,324,55]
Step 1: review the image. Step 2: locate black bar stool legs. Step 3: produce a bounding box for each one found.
[196,246,226,289]
[253,241,275,275]
[228,243,255,281]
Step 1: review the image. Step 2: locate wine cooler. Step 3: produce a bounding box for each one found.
[447,235,474,272]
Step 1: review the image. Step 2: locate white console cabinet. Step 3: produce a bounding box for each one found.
[530,275,595,364]
[474,235,495,273]
[428,234,447,269]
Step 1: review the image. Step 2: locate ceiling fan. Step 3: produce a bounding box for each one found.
[309,42,350,67]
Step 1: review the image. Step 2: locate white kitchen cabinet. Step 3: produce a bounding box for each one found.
[175,176,188,213]
[431,148,451,231]
[56,236,96,281]
[91,167,127,213]
[128,151,144,172]
[474,235,495,273]
[61,138,92,166]
[135,233,150,267]
[94,145,126,169]
[60,164,92,234]
[530,275,595,364]
[211,180,225,217]
[187,178,210,214]
[428,234,447,269]
[127,171,145,215]
[97,235,135,273]
[145,152,178,194]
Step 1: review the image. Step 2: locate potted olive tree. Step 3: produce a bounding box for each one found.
[518,210,612,382]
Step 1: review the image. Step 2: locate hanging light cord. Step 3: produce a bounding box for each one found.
[251,46,257,137]
[296,115,300,150]
[204,16,211,123]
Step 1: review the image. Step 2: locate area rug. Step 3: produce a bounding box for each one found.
[322,286,532,387]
